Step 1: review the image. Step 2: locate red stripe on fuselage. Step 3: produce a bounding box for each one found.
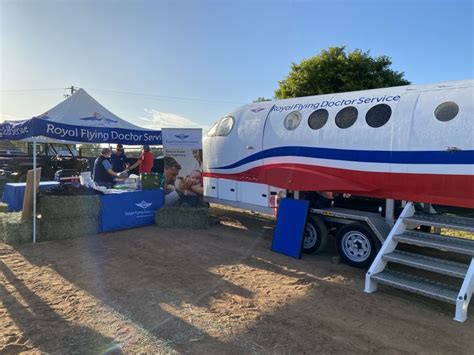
[203,163,474,208]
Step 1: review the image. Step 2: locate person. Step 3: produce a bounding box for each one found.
[128,145,154,174]
[163,156,192,206]
[111,144,128,172]
[188,149,204,196]
[93,148,125,188]
[184,169,203,196]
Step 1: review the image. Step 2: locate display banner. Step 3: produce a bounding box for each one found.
[99,189,165,232]
[162,128,203,207]
[0,117,162,145]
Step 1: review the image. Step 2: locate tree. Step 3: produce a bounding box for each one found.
[275,46,410,99]
[253,97,272,102]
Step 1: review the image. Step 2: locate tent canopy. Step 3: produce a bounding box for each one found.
[0,89,162,145]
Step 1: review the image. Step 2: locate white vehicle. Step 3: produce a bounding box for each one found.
[203,79,474,321]
[203,79,473,262]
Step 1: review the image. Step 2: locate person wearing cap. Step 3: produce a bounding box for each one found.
[128,145,154,173]
[93,148,126,188]
[111,144,129,172]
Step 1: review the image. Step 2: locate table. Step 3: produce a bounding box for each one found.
[1,181,60,212]
[99,189,165,232]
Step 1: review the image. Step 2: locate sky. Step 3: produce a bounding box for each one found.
[0,0,473,130]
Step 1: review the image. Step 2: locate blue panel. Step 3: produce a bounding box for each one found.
[99,189,165,232]
[271,198,309,259]
[1,182,59,212]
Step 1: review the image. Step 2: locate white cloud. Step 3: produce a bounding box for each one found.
[138,109,206,130]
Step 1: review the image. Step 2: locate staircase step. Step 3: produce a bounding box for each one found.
[370,270,458,304]
[404,213,474,233]
[394,230,474,256]
[383,250,468,278]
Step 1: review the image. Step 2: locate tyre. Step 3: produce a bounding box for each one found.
[303,215,328,254]
[336,222,379,268]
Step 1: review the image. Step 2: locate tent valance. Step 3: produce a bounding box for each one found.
[0,89,162,145]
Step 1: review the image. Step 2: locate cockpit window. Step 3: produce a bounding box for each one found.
[207,116,235,137]
[216,116,234,136]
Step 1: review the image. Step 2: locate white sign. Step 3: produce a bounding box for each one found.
[162,128,202,149]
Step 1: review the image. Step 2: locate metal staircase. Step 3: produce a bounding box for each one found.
[365,202,474,322]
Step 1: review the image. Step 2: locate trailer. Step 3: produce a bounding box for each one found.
[203,79,474,321]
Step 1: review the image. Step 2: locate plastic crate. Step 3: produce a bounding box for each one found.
[141,173,161,190]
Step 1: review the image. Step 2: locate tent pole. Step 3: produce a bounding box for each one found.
[33,139,37,243]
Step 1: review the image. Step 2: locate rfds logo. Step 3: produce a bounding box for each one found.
[135,200,152,209]
[175,133,190,140]
[251,107,265,113]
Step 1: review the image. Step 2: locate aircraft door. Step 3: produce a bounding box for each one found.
[234,105,273,170]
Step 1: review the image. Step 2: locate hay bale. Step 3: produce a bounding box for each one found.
[0,212,32,245]
[38,217,98,241]
[37,195,100,220]
[155,207,209,229]
[0,202,8,213]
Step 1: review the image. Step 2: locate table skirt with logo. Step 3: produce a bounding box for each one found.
[99,189,165,232]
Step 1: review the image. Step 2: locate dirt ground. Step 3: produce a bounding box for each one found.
[1,206,473,354]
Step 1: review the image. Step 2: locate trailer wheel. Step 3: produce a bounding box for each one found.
[336,223,379,268]
[303,215,328,254]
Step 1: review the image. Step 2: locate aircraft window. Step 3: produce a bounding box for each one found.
[207,122,219,136]
[366,104,392,128]
[284,111,302,130]
[434,101,459,122]
[215,116,234,136]
[308,109,329,130]
[335,106,358,129]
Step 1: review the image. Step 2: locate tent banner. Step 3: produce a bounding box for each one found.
[0,117,162,145]
[0,120,32,140]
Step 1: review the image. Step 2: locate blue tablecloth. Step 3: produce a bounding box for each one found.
[1,181,60,212]
[99,189,165,232]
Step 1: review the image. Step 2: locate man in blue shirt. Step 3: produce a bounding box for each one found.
[111,144,128,172]
[93,148,123,188]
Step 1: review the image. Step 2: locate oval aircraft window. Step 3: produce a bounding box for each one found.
[308,109,329,130]
[335,106,358,129]
[366,104,392,128]
[216,116,234,136]
[284,111,302,130]
[434,101,459,122]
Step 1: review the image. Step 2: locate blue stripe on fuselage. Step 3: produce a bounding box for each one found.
[211,146,474,170]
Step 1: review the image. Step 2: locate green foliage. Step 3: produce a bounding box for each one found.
[275,46,410,99]
[253,97,272,102]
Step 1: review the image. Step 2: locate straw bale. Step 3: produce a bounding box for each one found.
[0,202,7,212]
[37,195,100,220]
[155,207,209,229]
[0,212,32,245]
[38,217,98,241]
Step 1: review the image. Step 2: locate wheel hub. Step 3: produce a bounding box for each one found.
[342,231,371,262]
[304,224,317,249]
